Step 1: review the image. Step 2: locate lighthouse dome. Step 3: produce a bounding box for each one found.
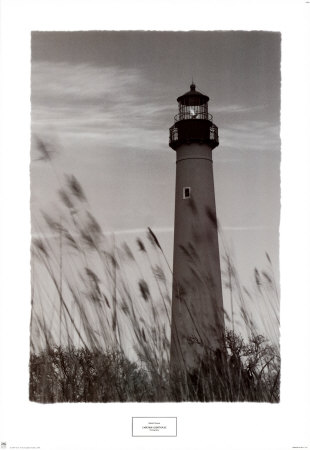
[177,83,209,106]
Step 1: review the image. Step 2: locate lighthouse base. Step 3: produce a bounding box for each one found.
[169,345,228,402]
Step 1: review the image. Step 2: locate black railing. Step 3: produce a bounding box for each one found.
[169,122,219,148]
[174,111,214,123]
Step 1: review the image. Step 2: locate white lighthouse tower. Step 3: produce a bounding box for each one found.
[169,83,225,375]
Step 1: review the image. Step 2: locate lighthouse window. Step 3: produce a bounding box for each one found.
[183,187,191,199]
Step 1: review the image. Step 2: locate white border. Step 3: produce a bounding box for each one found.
[0,1,310,450]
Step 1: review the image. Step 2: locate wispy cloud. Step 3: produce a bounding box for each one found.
[222,226,275,231]
[113,226,173,236]
[32,61,174,154]
[212,101,280,155]
[217,119,280,154]
[32,60,280,159]
[213,104,267,114]
[31,58,280,254]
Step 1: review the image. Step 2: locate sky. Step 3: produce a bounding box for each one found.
[31,31,281,326]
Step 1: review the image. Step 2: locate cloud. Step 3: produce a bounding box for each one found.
[32,60,280,161]
[31,61,174,153]
[217,119,280,154]
[31,59,280,250]
[113,226,173,236]
[32,61,140,103]
[222,226,275,231]
[213,104,266,114]
[211,102,280,155]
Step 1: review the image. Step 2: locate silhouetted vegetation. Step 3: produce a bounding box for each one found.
[29,330,280,403]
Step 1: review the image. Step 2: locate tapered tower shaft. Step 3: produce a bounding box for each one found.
[169,84,224,374]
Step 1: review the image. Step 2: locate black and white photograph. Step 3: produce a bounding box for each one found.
[30,30,281,403]
[0,1,309,449]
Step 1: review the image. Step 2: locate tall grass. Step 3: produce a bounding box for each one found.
[30,138,280,402]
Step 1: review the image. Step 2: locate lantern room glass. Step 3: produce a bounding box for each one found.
[178,102,209,120]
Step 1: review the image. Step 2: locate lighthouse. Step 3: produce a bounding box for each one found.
[169,83,225,375]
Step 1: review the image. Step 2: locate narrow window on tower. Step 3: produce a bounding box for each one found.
[183,187,191,199]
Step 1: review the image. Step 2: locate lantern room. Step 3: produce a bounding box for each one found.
[169,83,219,150]
[177,82,209,120]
